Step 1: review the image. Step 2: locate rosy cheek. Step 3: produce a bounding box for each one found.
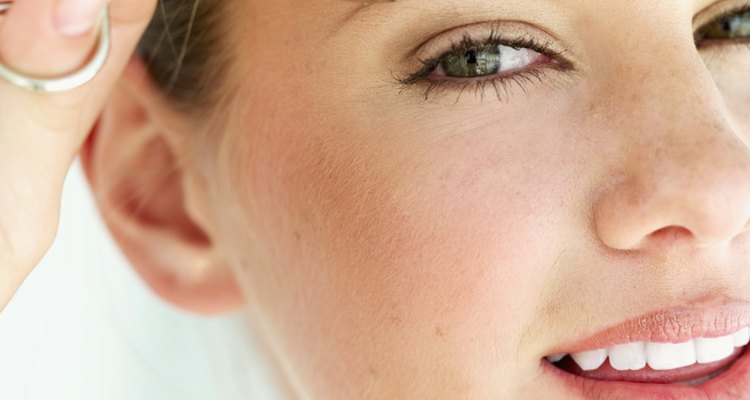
[223,64,590,395]
[279,120,565,341]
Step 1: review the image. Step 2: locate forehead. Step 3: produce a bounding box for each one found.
[342,0,397,8]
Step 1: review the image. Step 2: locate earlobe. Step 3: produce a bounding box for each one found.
[80,55,244,315]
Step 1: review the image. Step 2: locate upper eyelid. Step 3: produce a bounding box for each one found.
[402,2,750,83]
[398,23,578,86]
[406,1,748,64]
[693,0,750,30]
[403,20,575,67]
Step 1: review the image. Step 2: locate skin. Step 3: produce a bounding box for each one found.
[164,0,747,397]
[4,0,750,399]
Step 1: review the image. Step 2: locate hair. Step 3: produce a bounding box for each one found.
[135,0,231,115]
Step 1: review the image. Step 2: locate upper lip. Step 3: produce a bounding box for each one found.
[545,300,750,355]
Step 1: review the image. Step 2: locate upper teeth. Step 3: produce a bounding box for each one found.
[546,327,750,372]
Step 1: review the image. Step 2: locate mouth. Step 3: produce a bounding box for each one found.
[547,327,748,384]
[542,306,750,399]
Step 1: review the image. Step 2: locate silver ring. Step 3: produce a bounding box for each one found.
[0,2,110,92]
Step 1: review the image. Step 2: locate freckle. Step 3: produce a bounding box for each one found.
[435,326,444,337]
[293,231,301,241]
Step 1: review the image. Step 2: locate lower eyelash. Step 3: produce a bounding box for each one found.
[417,67,547,103]
[698,39,750,67]
[397,31,571,103]
[403,62,569,104]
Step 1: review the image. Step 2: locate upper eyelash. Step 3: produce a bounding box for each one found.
[695,2,750,43]
[399,2,750,102]
[704,0,750,24]
[398,30,564,86]
[396,30,571,102]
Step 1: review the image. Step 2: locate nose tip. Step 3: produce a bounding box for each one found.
[650,201,750,249]
[593,147,750,251]
[686,200,750,247]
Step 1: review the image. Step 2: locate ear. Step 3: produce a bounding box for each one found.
[80,55,244,315]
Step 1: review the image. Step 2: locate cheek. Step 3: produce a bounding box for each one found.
[225,96,590,395]
[212,4,603,396]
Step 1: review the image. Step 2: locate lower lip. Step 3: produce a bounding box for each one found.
[543,346,750,399]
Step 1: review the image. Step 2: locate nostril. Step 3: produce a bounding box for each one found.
[648,226,694,245]
[593,171,750,251]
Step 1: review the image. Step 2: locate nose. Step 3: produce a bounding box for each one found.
[593,61,750,252]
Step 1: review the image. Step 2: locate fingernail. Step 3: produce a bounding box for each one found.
[54,0,105,37]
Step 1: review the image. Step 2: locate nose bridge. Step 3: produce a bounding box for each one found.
[593,47,750,251]
[633,86,747,196]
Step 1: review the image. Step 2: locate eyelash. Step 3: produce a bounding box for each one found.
[695,3,750,48]
[399,32,571,103]
[401,4,750,103]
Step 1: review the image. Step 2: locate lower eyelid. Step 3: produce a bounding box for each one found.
[698,38,750,49]
[698,40,750,67]
[396,23,578,103]
[413,64,569,104]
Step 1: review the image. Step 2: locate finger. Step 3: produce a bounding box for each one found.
[0,0,106,78]
[0,0,157,309]
[0,0,159,189]
[0,0,157,148]
[0,0,157,252]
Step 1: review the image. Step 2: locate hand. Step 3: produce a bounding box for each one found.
[0,0,157,310]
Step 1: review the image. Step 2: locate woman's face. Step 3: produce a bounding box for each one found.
[198,0,750,398]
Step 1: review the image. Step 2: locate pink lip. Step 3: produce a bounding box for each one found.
[542,301,750,399]
[544,346,750,399]
[546,301,750,355]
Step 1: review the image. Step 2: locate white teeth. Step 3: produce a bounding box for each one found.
[545,354,566,363]
[646,340,696,370]
[733,328,750,347]
[555,327,750,373]
[570,349,608,371]
[608,342,647,371]
[694,335,735,364]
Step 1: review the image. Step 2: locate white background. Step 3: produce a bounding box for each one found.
[0,161,281,400]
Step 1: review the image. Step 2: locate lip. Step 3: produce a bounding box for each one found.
[556,347,743,383]
[545,302,750,355]
[543,345,750,399]
[542,301,750,399]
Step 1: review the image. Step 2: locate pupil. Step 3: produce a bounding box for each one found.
[465,50,478,65]
[722,18,732,32]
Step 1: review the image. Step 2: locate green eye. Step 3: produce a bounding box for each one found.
[436,43,544,79]
[698,9,750,40]
[441,45,502,78]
